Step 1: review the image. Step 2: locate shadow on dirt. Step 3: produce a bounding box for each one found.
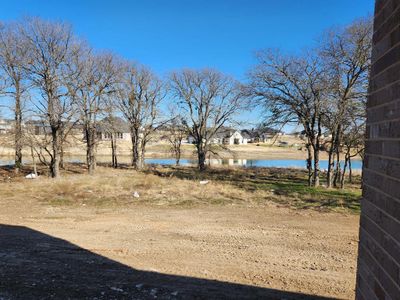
[0,224,333,299]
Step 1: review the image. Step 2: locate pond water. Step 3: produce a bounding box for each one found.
[145,158,363,170]
[0,157,363,170]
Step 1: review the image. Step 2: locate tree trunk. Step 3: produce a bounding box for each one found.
[313,146,320,187]
[50,127,60,178]
[340,154,349,189]
[14,85,23,173]
[349,156,353,184]
[86,127,96,175]
[326,133,336,188]
[313,119,322,187]
[130,129,140,169]
[175,148,181,166]
[111,133,118,168]
[60,142,65,169]
[333,126,342,187]
[198,148,206,171]
[30,146,37,177]
[306,142,313,187]
[139,142,146,170]
[333,151,341,187]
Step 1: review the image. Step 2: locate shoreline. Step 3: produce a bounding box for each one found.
[0,145,360,160]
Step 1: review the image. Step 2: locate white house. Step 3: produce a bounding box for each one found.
[187,128,248,145]
[214,129,247,145]
[0,119,13,134]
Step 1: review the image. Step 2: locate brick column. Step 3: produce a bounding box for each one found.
[356,0,400,298]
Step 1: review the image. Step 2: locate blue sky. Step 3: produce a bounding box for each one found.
[0,0,374,128]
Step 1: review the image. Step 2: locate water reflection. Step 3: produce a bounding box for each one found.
[145,158,363,170]
[0,156,363,170]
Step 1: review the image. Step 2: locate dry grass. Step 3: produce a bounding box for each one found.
[146,165,362,213]
[1,166,269,208]
[0,164,361,212]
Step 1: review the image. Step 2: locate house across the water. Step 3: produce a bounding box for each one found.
[0,119,14,134]
[213,129,248,145]
[94,117,131,141]
[240,128,283,143]
[187,128,248,145]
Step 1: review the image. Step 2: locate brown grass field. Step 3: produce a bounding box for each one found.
[0,164,361,299]
[0,133,340,160]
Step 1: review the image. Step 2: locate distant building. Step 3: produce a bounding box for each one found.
[240,127,281,143]
[94,117,131,141]
[25,120,83,136]
[0,119,14,134]
[25,120,51,135]
[187,128,248,145]
[213,129,248,145]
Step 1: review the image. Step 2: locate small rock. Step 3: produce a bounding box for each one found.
[171,291,179,296]
[132,191,140,198]
[25,173,38,179]
[110,287,123,292]
[150,288,157,296]
[135,283,144,289]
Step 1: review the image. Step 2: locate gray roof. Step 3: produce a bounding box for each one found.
[214,128,239,139]
[240,130,251,139]
[96,117,130,133]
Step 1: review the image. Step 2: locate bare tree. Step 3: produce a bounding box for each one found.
[115,62,164,170]
[101,100,121,168]
[0,21,30,173]
[24,119,53,174]
[67,48,117,174]
[170,69,244,171]
[21,17,79,178]
[247,50,327,187]
[167,117,186,166]
[341,121,365,188]
[320,18,372,188]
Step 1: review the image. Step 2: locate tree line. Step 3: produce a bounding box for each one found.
[0,17,245,178]
[0,16,371,189]
[247,17,372,188]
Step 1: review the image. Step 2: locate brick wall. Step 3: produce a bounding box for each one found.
[356,0,400,299]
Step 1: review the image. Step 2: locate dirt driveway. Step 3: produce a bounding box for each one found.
[0,195,359,299]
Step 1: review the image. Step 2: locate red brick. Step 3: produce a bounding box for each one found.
[357,1,400,298]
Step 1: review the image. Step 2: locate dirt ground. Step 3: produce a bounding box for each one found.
[0,167,359,299]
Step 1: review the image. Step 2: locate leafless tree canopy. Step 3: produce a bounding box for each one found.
[115,62,165,170]
[248,51,327,186]
[166,115,187,166]
[67,47,118,174]
[247,18,372,187]
[319,17,372,188]
[170,69,245,171]
[19,17,80,177]
[0,21,30,171]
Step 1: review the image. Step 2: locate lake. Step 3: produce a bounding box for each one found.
[0,157,363,170]
[145,158,363,170]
